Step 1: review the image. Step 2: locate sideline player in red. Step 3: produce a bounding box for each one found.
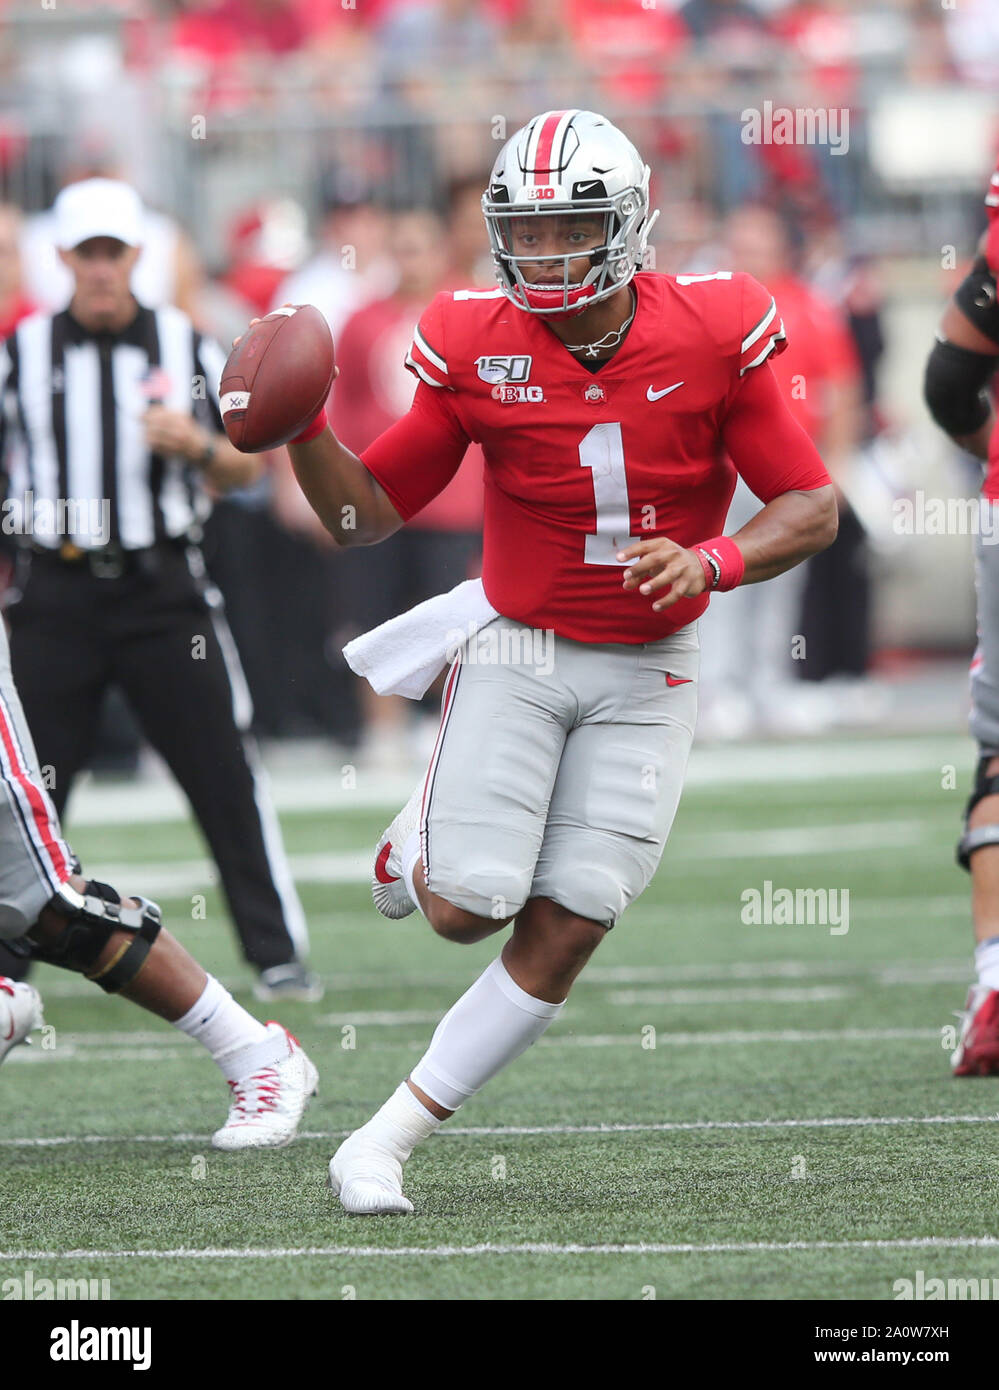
[923,151,999,1075]
[281,110,838,1212]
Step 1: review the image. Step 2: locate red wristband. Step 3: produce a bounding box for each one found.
[693,535,745,592]
[290,406,328,445]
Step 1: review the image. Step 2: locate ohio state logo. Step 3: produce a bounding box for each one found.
[491,384,545,404]
[584,383,605,403]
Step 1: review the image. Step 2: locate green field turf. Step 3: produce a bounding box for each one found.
[3,733,999,1301]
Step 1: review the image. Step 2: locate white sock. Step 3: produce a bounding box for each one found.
[361,1081,442,1162]
[173,975,282,1081]
[976,936,999,991]
[410,957,564,1112]
[401,830,424,916]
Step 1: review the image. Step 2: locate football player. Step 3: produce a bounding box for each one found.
[0,625,317,1146]
[283,109,838,1211]
[923,152,999,1075]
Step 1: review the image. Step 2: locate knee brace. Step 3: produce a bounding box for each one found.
[923,336,997,438]
[28,880,162,993]
[957,755,999,870]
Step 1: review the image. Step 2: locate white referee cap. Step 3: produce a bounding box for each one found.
[54,178,144,251]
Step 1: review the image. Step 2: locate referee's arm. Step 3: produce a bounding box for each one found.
[143,329,261,492]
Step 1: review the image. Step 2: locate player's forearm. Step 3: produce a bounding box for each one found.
[202,434,261,491]
[287,425,399,546]
[730,484,838,584]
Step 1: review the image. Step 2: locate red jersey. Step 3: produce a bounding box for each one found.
[361,270,830,644]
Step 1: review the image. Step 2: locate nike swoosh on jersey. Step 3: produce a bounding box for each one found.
[665,673,693,687]
[647,382,684,401]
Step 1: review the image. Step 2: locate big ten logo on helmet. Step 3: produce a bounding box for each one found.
[527,186,557,200]
[476,355,532,385]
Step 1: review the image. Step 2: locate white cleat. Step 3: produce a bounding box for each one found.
[0,977,43,1065]
[328,1129,414,1214]
[371,783,424,920]
[212,1022,318,1151]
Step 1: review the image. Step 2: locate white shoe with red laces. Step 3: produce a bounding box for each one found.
[211,1022,318,1150]
[952,984,999,1076]
[0,977,43,1064]
[371,783,423,920]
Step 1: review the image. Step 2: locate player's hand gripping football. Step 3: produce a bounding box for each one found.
[230,309,341,387]
[618,537,708,611]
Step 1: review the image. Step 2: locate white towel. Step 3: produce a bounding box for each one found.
[343,577,499,699]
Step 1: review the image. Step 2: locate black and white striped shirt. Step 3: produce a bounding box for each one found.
[0,301,226,550]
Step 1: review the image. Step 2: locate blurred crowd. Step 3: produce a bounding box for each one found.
[1,0,995,97]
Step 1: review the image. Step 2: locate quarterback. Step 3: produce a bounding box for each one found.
[285,110,838,1211]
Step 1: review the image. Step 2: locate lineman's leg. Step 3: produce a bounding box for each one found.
[0,607,318,1140]
[111,550,308,974]
[954,518,999,1072]
[17,877,318,1147]
[0,558,109,980]
[6,558,110,818]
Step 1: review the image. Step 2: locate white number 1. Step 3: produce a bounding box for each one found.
[579,422,641,566]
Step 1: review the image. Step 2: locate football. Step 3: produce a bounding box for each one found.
[219,304,336,452]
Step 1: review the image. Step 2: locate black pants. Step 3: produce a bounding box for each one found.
[0,543,304,974]
[798,501,871,682]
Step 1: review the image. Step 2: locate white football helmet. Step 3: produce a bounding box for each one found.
[483,109,658,317]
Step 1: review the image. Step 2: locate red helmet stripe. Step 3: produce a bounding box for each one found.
[533,110,570,186]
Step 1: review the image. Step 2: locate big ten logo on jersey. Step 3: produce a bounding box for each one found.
[492,383,545,404]
[476,355,532,385]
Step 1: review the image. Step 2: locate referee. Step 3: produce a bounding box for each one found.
[0,178,320,1002]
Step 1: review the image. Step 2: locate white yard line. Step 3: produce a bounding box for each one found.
[1,1236,997,1260]
[64,735,973,829]
[606,986,851,1005]
[68,821,942,898]
[2,1113,996,1148]
[3,1026,938,1059]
